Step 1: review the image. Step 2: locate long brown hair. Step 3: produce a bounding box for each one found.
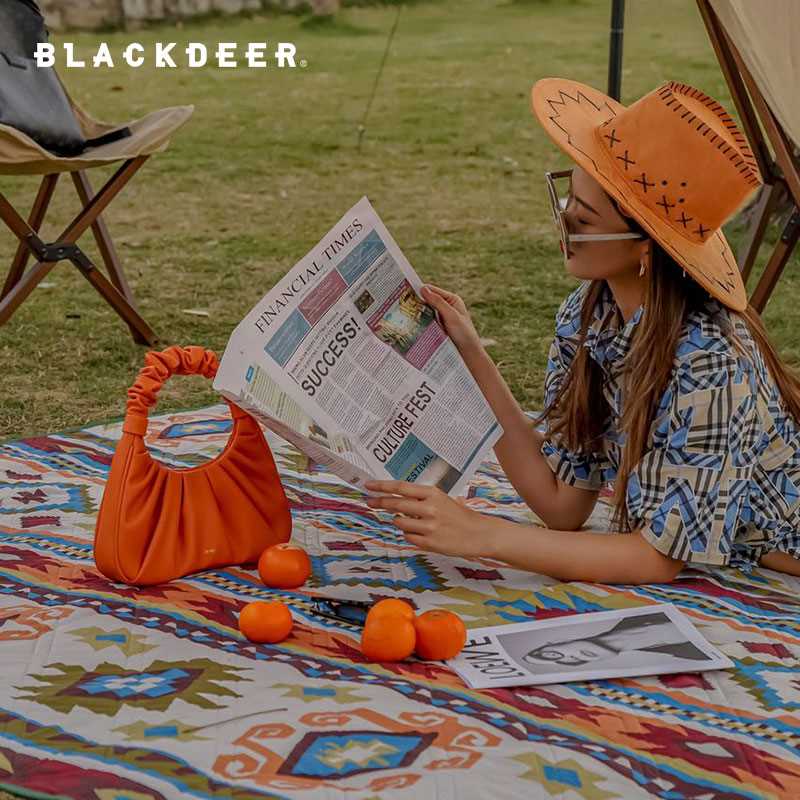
[538,212,800,532]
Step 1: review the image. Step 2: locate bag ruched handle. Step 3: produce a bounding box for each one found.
[123,345,247,436]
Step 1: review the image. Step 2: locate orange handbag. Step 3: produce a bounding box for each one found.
[94,345,292,586]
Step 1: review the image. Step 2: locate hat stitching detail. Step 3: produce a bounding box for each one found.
[546,88,603,115]
[616,150,635,170]
[604,129,620,148]
[656,195,676,217]
[598,128,710,240]
[634,173,655,193]
[662,81,760,182]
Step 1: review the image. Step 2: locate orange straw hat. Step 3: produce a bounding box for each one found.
[530,78,763,312]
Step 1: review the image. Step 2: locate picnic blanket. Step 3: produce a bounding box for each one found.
[1,404,799,800]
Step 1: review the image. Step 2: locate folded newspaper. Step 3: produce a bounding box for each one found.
[447,604,733,689]
[214,196,502,496]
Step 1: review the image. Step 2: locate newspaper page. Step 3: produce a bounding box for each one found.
[214,196,502,496]
[447,604,733,689]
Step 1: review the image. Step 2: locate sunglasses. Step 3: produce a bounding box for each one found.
[545,169,644,256]
[309,596,373,626]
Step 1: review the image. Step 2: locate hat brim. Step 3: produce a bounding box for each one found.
[530,78,747,312]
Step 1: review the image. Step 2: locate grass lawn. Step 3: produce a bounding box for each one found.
[1,0,797,441]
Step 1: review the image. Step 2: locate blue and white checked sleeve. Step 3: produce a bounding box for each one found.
[627,349,761,565]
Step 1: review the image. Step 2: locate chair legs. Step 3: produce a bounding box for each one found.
[1,173,58,301]
[0,158,157,345]
[71,170,149,344]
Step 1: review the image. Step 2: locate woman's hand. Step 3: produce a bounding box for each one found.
[420,284,482,357]
[365,480,487,559]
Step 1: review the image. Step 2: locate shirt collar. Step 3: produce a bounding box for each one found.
[582,282,644,368]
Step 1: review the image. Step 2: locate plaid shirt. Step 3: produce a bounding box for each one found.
[541,281,800,573]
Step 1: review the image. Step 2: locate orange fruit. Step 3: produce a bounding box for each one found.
[238,600,293,644]
[361,615,416,662]
[414,610,467,660]
[366,598,415,625]
[258,543,312,589]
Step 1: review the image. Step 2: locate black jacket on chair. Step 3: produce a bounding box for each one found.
[0,0,128,156]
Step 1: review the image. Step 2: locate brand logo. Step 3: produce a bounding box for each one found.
[34,42,304,69]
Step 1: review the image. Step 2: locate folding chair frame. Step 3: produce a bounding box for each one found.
[0,156,157,345]
[697,0,800,313]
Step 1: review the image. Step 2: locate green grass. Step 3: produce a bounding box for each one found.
[1,0,797,441]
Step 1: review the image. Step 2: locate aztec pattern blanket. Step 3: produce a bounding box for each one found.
[0,404,799,800]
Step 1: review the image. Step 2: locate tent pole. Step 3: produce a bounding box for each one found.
[608,0,625,101]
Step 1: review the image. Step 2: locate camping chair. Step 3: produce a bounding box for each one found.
[697,0,800,313]
[0,86,193,345]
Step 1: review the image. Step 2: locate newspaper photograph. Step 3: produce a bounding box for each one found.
[447,604,733,689]
[214,195,502,495]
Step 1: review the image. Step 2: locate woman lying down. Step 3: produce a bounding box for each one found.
[366,78,800,585]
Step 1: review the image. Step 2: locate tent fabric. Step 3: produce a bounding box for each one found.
[710,0,800,149]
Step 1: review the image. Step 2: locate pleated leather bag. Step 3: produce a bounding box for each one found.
[94,346,292,586]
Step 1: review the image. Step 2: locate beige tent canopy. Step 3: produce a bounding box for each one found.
[699,0,800,311]
[709,0,800,151]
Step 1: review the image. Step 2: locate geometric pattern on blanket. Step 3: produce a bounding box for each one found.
[0,404,799,799]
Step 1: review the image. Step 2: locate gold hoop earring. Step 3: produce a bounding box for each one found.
[639,239,652,277]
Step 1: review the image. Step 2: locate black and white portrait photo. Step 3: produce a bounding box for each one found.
[499,611,712,674]
[449,604,732,689]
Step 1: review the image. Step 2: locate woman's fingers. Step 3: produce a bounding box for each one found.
[393,516,431,535]
[423,286,469,317]
[422,289,455,316]
[365,480,431,499]
[422,284,466,313]
[423,283,457,301]
[422,291,466,334]
[366,496,429,517]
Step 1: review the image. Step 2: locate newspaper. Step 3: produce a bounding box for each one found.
[214,196,502,496]
[447,604,733,689]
